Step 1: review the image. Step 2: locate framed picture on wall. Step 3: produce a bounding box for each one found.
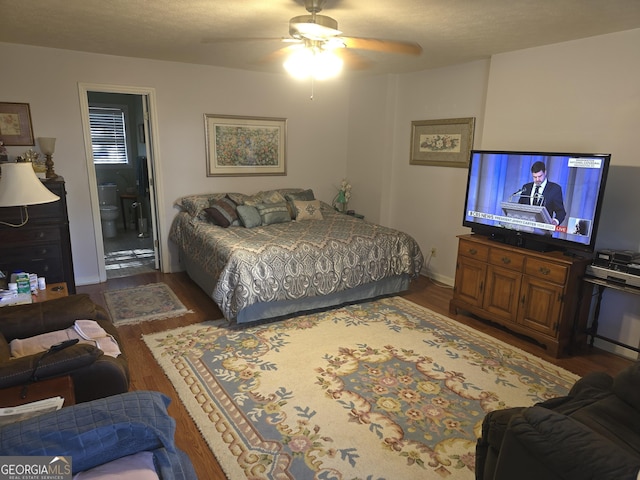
[205,114,287,176]
[0,102,35,146]
[410,117,475,167]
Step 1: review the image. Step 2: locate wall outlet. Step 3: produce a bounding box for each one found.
[431,247,437,257]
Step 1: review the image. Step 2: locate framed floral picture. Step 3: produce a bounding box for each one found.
[410,117,475,168]
[205,114,287,176]
[0,102,35,146]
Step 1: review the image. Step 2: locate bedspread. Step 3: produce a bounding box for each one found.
[170,204,423,321]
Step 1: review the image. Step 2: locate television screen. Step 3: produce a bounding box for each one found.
[463,150,611,252]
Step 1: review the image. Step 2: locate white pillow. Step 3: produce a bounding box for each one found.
[73,451,159,480]
[294,200,324,221]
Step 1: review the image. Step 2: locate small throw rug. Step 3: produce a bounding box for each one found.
[143,297,578,480]
[104,282,191,326]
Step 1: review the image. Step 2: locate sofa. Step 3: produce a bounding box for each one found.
[0,294,129,403]
[0,390,197,479]
[476,361,640,480]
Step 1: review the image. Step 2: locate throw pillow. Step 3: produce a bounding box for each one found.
[176,194,220,218]
[255,202,291,225]
[237,205,262,228]
[203,197,238,228]
[285,189,315,218]
[294,200,324,221]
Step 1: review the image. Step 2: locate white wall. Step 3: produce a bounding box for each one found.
[347,60,490,284]
[0,43,351,284]
[480,29,640,358]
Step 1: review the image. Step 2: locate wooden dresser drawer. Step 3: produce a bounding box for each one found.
[525,257,568,284]
[0,242,63,261]
[458,238,489,262]
[0,257,65,283]
[488,248,525,272]
[1,226,61,244]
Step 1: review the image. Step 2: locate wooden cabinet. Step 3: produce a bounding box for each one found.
[0,177,76,294]
[449,234,589,357]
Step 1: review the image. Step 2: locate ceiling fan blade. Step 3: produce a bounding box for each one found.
[340,37,422,55]
[201,37,288,44]
[258,45,303,65]
[334,48,372,70]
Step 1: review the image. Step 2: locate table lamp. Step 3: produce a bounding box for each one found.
[0,161,60,227]
[38,137,58,179]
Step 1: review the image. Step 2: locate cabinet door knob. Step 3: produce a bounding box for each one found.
[501,256,511,264]
[469,248,477,255]
[539,266,551,275]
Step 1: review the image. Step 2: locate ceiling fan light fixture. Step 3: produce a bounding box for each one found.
[284,46,343,80]
[290,15,341,41]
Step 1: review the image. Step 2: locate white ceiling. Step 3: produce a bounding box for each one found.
[3,0,640,76]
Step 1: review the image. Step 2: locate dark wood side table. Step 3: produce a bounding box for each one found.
[0,375,75,408]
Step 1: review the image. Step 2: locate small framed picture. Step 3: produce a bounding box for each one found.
[410,117,475,168]
[0,102,35,146]
[205,114,287,177]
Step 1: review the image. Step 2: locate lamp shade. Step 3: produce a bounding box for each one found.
[38,137,56,155]
[0,162,60,207]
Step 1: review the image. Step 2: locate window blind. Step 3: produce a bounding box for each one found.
[89,106,128,164]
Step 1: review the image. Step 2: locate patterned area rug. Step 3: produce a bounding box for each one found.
[104,282,192,326]
[143,297,578,479]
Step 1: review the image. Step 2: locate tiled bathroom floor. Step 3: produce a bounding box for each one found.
[104,229,156,279]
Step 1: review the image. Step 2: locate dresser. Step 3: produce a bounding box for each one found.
[449,234,590,357]
[0,177,76,294]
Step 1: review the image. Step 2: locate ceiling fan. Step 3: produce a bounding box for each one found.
[286,0,422,54]
[204,0,422,77]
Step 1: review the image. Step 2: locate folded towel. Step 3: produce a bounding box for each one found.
[10,320,122,358]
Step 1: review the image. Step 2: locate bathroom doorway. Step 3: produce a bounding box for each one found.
[78,84,161,281]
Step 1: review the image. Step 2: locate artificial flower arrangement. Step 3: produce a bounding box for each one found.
[333,178,352,212]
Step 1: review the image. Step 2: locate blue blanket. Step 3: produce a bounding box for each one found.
[0,390,196,479]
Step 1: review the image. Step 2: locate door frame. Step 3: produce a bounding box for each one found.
[78,83,165,282]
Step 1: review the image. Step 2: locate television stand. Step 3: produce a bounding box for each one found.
[449,234,590,357]
[488,232,561,253]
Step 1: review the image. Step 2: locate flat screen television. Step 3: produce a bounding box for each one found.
[462,150,611,253]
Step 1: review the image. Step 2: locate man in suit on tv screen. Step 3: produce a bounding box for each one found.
[518,161,566,226]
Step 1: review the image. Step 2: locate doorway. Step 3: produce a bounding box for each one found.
[78,84,162,282]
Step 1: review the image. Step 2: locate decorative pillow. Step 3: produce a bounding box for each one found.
[175,195,215,218]
[294,200,324,221]
[203,197,238,228]
[237,205,262,228]
[226,192,250,205]
[244,190,287,206]
[255,202,291,225]
[285,189,315,218]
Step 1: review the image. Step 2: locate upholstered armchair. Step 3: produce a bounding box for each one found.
[0,294,129,403]
[476,361,640,480]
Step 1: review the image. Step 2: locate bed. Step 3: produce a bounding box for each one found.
[170,188,424,324]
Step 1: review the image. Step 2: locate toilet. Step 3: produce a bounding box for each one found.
[98,183,119,238]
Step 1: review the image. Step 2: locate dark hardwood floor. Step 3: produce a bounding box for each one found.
[78,272,633,480]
